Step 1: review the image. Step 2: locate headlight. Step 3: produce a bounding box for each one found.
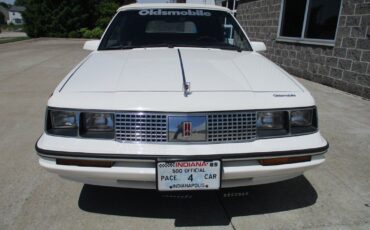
[47,110,78,136]
[290,109,317,134]
[257,111,288,137]
[291,110,312,126]
[80,112,114,139]
[46,109,114,139]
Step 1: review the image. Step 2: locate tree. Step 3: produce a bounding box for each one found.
[0,2,10,9]
[0,12,5,25]
[15,0,28,6]
[23,0,92,37]
[22,0,132,38]
[96,0,119,29]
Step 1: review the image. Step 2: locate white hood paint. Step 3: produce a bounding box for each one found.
[61,48,302,93]
[180,49,302,92]
[52,48,314,111]
[61,49,183,92]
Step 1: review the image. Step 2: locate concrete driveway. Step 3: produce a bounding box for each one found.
[0,39,369,230]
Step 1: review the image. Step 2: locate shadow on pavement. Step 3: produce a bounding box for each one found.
[78,176,317,227]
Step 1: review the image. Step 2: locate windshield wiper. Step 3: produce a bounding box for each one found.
[203,44,243,52]
[104,45,138,50]
[138,43,175,48]
[168,43,244,52]
[104,43,244,52]
[105,43,175,50]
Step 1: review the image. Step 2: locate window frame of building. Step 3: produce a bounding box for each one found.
[277,0,343,47]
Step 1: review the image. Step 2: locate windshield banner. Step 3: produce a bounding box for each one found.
[138,9,212,17]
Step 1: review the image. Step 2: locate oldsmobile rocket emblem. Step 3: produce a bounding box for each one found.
[168,116,206,142]
[182,121,192,137]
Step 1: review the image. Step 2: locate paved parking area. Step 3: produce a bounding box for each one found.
[0,39,369,230]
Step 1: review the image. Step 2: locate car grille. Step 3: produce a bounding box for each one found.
[115,111,257,143]
[207,112,257,142]
[115,113,168,142]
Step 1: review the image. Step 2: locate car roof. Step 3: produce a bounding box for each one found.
[117,3,232,13]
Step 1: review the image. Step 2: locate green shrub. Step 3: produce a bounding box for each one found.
[68,31,81,38]
[79,27,89,34]
[0,24,24,32]
[82,30,92,38]
[91,27,103,39]
[80,27,103,39]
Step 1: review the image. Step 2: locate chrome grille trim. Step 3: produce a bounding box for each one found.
[115,111,257,143]
[115,113,168,142]
[207,112,257,142]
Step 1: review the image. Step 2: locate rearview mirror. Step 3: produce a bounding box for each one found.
[83,40,100,51]
[250,41,267,52]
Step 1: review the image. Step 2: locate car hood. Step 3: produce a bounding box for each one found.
[61,48,303,93]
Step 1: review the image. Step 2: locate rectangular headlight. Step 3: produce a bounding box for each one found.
[290,109,317,134]
[47,110,78,136]
[257,111,288,137]
[291,110,312,127]
[80,112,114,139]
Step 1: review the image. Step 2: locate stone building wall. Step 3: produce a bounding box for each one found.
[236,0,370,99]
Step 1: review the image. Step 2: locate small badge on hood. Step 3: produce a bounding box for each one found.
[273,93,296,97]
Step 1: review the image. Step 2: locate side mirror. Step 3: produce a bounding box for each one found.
[250,41,267,52]
[83,40,100,51]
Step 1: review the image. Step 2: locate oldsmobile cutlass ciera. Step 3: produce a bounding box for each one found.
[35,3,329,191]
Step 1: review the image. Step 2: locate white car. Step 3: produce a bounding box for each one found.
[36,3,328,191]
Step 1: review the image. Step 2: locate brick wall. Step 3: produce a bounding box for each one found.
[236,0,370,99]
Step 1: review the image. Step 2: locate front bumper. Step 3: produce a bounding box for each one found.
[35,132,328,189]
[39,154,325,189]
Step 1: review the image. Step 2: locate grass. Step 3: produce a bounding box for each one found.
[0,24,24,31]
[0,36,30,44]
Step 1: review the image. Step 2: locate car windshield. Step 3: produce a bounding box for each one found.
[99,9,252,51]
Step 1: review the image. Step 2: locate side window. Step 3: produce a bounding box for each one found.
[105,14,128,48]
[278,0,341,44]
[224,24,234,45]
[222,16,248,49]
[106,25,121,48]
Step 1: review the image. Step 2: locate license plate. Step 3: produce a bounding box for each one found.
[157,160,221,191]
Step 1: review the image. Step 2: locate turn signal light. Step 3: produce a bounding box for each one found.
[56,159,114,168]
[259,156,311,166]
